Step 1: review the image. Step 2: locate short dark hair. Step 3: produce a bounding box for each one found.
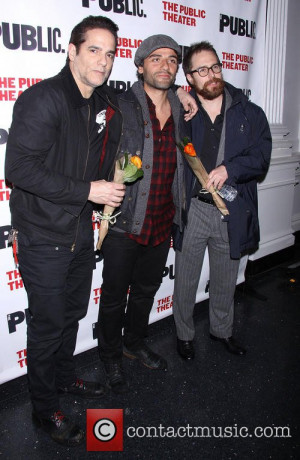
[67,15,119,63]
[183,41,220,75]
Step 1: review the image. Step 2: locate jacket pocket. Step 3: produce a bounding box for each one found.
[236,194,259,248]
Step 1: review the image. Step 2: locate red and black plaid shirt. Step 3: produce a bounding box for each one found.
[130,94,177,246]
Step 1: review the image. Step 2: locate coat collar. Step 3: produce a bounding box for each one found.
[59,65,89,108]
[190,81,247,109]
[59,64,117,108]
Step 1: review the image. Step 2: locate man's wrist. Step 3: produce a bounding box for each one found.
[88,182,94,200]
[171,83,181,95]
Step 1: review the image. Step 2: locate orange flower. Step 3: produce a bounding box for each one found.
[130,155,142,169]
[184,143,196,157]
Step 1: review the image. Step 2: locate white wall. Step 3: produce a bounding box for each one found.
[284,0,300,153]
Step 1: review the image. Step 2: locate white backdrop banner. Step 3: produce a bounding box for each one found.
[0,0,266,384]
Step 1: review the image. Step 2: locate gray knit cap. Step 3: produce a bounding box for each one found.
[134,34,182,67]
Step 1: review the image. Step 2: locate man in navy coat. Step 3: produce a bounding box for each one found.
[173,41,272,360]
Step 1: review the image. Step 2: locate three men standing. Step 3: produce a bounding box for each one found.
[5,10,271,446]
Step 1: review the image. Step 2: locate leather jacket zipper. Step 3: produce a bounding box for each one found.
[71,104,91,252]
[106,96,123,179]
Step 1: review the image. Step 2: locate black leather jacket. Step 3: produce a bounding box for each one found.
[5,65,122,249]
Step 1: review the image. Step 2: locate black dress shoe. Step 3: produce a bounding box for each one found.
[104,362,129,394]
[58,378,106,398]
[32,410,84,445]
[210,334,246,356]
[177,338,195,360]
[123,344,167,370]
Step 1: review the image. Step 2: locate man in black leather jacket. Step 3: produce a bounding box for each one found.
[5,15,125,446]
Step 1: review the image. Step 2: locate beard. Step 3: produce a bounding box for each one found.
[197,77,225,100]
[143,70,176,90]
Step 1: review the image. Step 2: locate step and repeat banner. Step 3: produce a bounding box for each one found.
[0,0,266,384]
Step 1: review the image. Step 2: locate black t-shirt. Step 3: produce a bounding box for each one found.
[80,93,108,221]
[193,93,225,200]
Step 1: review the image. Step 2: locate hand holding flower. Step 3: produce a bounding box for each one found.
[178,137,231,216]
[95,153,144,250]
[88,180,125,206]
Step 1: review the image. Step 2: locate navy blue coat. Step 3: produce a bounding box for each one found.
[183,82,272,259]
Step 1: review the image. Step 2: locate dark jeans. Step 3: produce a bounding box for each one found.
[17,223,95,417]
[98,230,170,363]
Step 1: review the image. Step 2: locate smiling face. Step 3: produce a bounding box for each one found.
[138,47,179,91]
[187,50,224,100]
[68,28,116,98]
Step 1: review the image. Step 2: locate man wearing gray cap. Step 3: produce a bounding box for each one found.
[97,34,188,393]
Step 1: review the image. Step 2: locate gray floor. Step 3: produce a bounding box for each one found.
[0,240,299,459]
